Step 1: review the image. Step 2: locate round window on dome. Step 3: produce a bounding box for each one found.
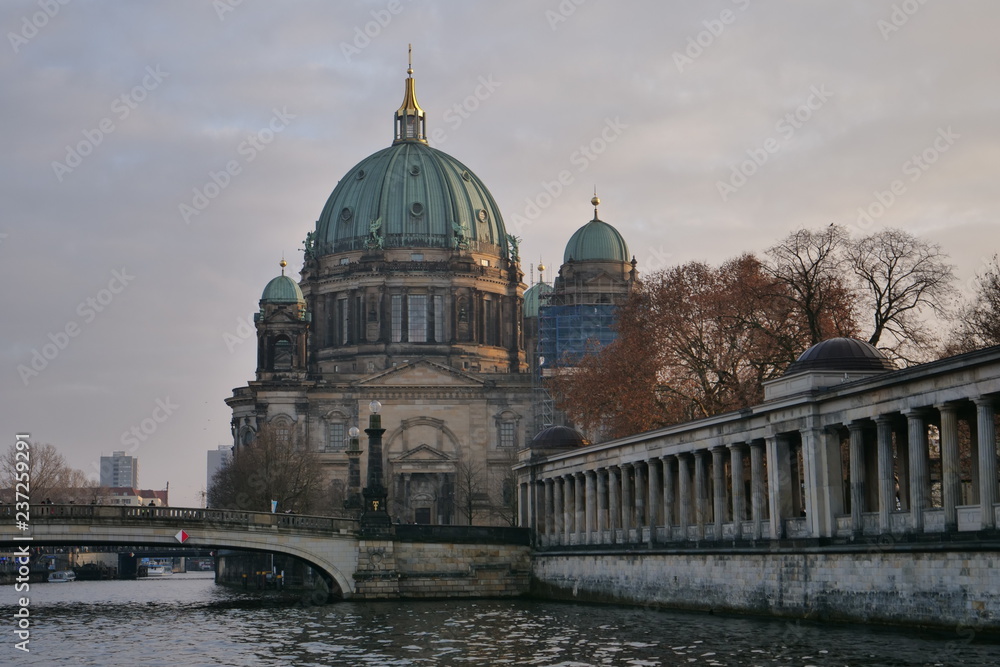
[409,165,421,176]
[461,171,471,182]
[340,207,353,222]
[410,202,424,216]
[355,169,366,180]
[477,209,488,222]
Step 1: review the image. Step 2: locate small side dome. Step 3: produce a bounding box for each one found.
[523,282,553,318]
[261,275,304,304]
[785,337,896,375]
[530,425,589,450]
[562,218,630,264]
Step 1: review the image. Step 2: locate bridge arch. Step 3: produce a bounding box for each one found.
[0,506,360,601]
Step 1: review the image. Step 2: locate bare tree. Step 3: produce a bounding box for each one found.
[488,447,521,526]
[950,255,1000,353]
[0,442,99,503]
[763,224,858,346]
[452,459,488,525]
[208,423,326,514]
[846,228,956,360]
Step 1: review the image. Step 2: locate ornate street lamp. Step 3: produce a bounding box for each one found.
[361,399,391,532]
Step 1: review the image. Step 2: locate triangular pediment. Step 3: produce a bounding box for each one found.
[392,443,452,463]
[357,359,485,387]
[583,271,624,288]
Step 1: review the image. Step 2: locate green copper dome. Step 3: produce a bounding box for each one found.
[523,282,553,318]
[314,142,509,259]
[261,275,304,304]
[563,217,630,264]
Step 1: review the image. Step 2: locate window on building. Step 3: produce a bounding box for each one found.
[408,294,427,342]
[499,421,516,448]
[328,423,346,452]
[391,295,403,342]
[275,424,291,444]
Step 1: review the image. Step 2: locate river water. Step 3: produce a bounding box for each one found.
[2,572,997,666]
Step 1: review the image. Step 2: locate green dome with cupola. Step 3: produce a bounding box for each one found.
[562,195,630,263]
[313,61,509,260]
[261,259,304,304]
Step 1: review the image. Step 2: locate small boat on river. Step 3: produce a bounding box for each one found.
[48,570,76,583]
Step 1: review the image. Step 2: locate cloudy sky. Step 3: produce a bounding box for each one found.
[2,1,997,507]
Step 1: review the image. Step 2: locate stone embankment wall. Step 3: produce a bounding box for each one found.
[532,547,1000,630]
[394,542,530,598]
[354,526,532,599]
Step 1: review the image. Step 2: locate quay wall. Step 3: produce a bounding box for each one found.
[531,546,1000,630]
[354,526,532,599]
[394,541,530,598]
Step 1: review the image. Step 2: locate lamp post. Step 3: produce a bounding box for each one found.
[361,400,391,532]
[344,426,362,511]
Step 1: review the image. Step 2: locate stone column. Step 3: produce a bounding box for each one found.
[562,475,573,544]
[694,451,708,539]
[975,398,997,530]
[585,471,597,543]
[905,409,931,533]
[712,446,726,540]
[750,441,765,539]
[551,478,563,545]
[662,456,675,538]
[678,454,691,536]
[647,459,661,545]
[875,415,895,534]
[597,469,608,541]
[730,444,745,539]
[620,464,632,542]
[575,472,586,541]
[517,482,531,528]
[848,421,866,535]
[766,435,792,540]
[634,463,647,541]
[533,480,544,541]
[967,410,980,505]
[544,479,556,545]
[937,403,960,532]
[608,466,621,543]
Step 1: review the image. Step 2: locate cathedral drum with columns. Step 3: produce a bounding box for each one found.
[227,60,537,526]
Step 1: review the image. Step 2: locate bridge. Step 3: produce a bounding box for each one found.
[0,505,360,598]
[0,504,530,600]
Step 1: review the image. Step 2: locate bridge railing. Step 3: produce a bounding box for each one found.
[0,505,358,534]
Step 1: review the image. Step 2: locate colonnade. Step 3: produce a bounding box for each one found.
[519,394,999,546]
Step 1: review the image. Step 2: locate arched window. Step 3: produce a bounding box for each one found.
[273,337,292,369]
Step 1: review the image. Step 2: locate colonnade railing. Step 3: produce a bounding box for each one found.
[517,347,1000,548]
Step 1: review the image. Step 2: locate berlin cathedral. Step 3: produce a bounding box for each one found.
[226,59,637,525]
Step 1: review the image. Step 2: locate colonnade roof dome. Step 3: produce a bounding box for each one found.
[312,62,508,260]
[530,425,589,450]
[562,195,630,264]
[785,337,896,375]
